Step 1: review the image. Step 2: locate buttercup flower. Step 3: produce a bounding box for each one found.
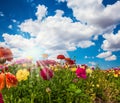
[113,73,118,78]
[40,68,54,80]
[57,54,65,60]
[76,66,87,79]
[0,93,4,103]
[71,67,77,72]
[6,72,18,88]
[16,69,30,81]
[0,47,13,62]
[0,73,5,91]
[86,68,93,74]
[0,72,18,90]
[96,84,100,88]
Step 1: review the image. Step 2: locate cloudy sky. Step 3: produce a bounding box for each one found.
[0,0,120,69]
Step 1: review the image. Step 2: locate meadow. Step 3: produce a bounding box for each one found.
[0,57,120,103]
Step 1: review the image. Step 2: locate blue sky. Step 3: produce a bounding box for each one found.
[0,0,120,69]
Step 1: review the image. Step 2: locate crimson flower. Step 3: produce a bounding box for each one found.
[0,72,18,90]
[57,54,65,60]
[0,47,13,63]
[76,66,87,79]
[0,93,4,103]
[5,72,18,88]
[40,68,54,80]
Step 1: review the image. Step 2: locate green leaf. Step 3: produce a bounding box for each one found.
[75,89,81,94]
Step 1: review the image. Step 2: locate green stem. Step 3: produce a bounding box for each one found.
[48,93,51,103]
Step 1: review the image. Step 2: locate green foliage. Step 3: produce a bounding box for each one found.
[1,66,120,103]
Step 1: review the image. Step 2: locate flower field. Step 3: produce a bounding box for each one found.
[0,48,120,103]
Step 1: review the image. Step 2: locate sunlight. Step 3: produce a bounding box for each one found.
[22,47,45,61]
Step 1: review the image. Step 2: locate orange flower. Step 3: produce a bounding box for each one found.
[5,72,18,88]
[0,47,13,62]
[0,73,5,91]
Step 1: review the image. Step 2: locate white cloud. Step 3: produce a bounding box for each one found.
[85,56,88,59]
[0,42,7,47]
[96,51,112,58]
[35,5,47,21]
[12,19,17,23]
[2,33,37,49]
[2,33,46,60]
[97,51,117,61]
[77,41,95,48]
[101,31,120,51]
[19,5,98,53]
[1,3,119,61]
[89,61,96,66]
[93,35,98,40]
[8,25,13,29]
[85,56,94,59]
[105,55,117,61]
[56,0,66,3]
[0,12,4,16]
[65,0,120,29]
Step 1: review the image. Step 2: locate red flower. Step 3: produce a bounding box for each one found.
[5,72,18,88]
[0,72,18,90]
[57,54,65,59]
[76,66,87,79]
[65,58,71,61]
[0,73,5,91]
[40,68,54,80]
[65,58,75,65]
[0,93,4,103]
[0,47,13,62]
[0,65,9,73]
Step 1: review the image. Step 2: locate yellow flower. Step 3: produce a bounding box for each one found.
[92,84,94,87]
[54,68,58,71]
[50,65,58,71]
[96,84,100,88]
[86,68,92,74]
[113,73,118,78]
[71,67,77,72]
[16,69,30,81]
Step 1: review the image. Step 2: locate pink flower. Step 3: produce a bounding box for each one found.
[40,68,54,80]
[76,66,87,79]
[0,93,4,103]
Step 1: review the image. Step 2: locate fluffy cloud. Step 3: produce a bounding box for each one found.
[56,0,66,3]
[105,55,117,61]
[96,51,117,61]
[1,3,120,61]
[0,42,7,47]
[19,5,99,54]
[65,0,120,29]
[101,31,120,51]
[8,25,12,29]
[2,33,37,49]
[89,61,96,66]
[12,19,17,23]
[77,41,95,48]
[96,51,112,58]
[0,12,4,16]
[35,5,47,21]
